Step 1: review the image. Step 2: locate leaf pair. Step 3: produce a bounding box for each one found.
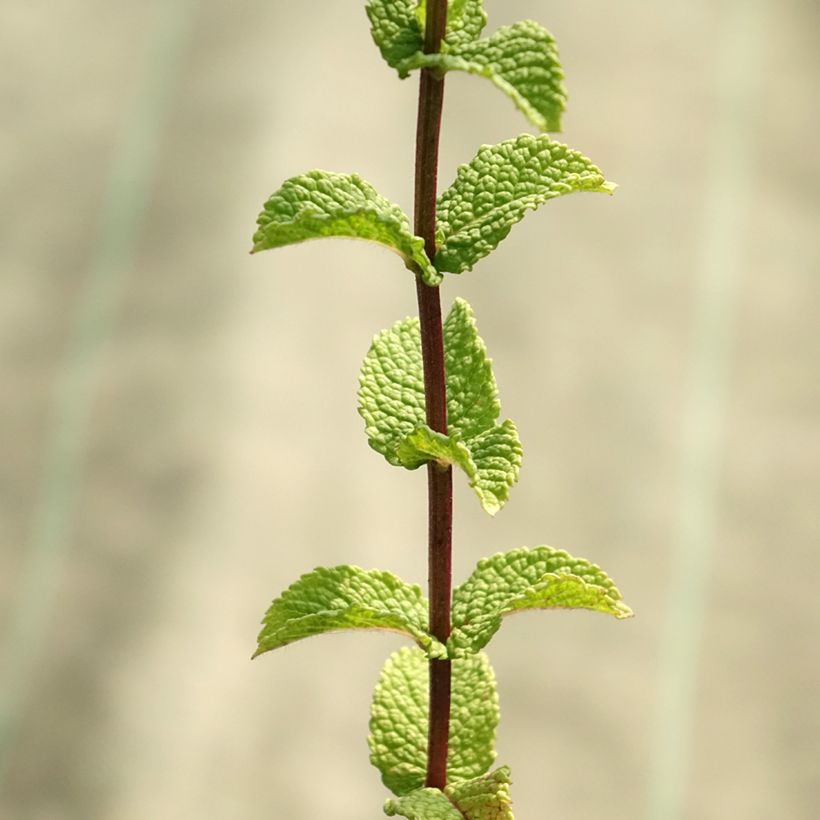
[367,0,566,133]
[253,547,632,661]
[371,646,512,816]
[384,767,513,819]
[251,135,613,282]
[359,298,521,515]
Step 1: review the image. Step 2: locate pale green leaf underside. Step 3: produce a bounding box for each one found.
[369,0,487,79]
[397,420,522,515]
[370,647,499,796]
[449,546,633,656]
[358,299,520,513]
[436,134,615,274]
[408,21,566,132]
[385,767,514,819]
[252,170,440,285]
[254,565,446,660]
[384,788,462,819]
[366,0,423,79]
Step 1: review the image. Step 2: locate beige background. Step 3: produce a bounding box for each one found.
[2,1,818,818]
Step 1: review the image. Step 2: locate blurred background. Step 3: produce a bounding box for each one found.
[2,0,818,818]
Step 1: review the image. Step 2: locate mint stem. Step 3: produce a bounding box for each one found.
[414,0,452,792]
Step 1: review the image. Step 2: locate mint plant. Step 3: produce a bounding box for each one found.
[251,2,631,816]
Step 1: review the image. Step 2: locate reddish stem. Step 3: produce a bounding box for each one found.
[413,0,452,792]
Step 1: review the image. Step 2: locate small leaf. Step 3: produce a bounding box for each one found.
[358,316,425,467]
[366,0,424,79]
[442,0,488,49]
[447,767,514,819]
[436,134,615,274]
[443,298,500,441]
[252,170,439,285]
[449,546,633,656]
[384,788,462,819]
[359,300,521,514]
[385,768,514,819]
[414,21,566,132]
[254,565,446,659]
[397,421,521,515]
[464,421,522,515]
[370,647,499,796]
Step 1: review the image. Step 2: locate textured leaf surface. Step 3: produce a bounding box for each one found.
[359,300,520,513]
[465,421,522,515]
[449,547,633,655]
[396,422,520,516]
[385,768,514,819]
[447,767,514,819]
[442,0,488,48]
[396,426,473,472]
[254,566,446,659]
[358,316,424,467]
[366,0,423,78]
[370,647,499,795]
[413,21,566,131]
[443,299,499,440]
[252,170,439,285]
[384,788,462,819]
[436,135,615,274]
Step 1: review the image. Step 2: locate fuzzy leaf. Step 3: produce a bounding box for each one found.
[442,0,488,48]
[447,767,514,819]
[449,546,633,656]
[397,421,521,515]
[385,768,514,819]
[370,647,499,796]
[358,316,425,467]
[366,0,424,78]
[384,789,462,819]
[413,21,566,131]
[359,300,520,513]
[464,421,523,516]
[443,298,500,440]
[252,170,439,285]
[436,134,615,274]
[254,566,446,659]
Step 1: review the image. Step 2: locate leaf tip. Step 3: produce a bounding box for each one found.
[602,181,618,195]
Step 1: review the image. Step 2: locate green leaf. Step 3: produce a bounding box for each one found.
[443,298,499,440]
[447,767,514,819]
[396,421,522,515]
[396,425,473,471]
[358,316,425,468]
[449,547,633,656]
[414,0,488,50]
[253,565,446,659]
[252,170,440,285]
[385,768,514,819]
[436,134,615,274]
[384,788,462,819]
[369,647,499,796]
[366,0,424,79]
[359,299,521,513]
[416,21,566,131]
[442,0,488,49]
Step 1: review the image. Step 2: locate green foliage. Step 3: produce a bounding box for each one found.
[449,547,633,656]
[369,647,499,795]
[411,22,566,131]
[253,565,446,659]
[436,134,615,274]
[358,298,521,514]
[253,2,625,815]
[385,767,514,819]
[252,170,439,285]
[369,2,563,132]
